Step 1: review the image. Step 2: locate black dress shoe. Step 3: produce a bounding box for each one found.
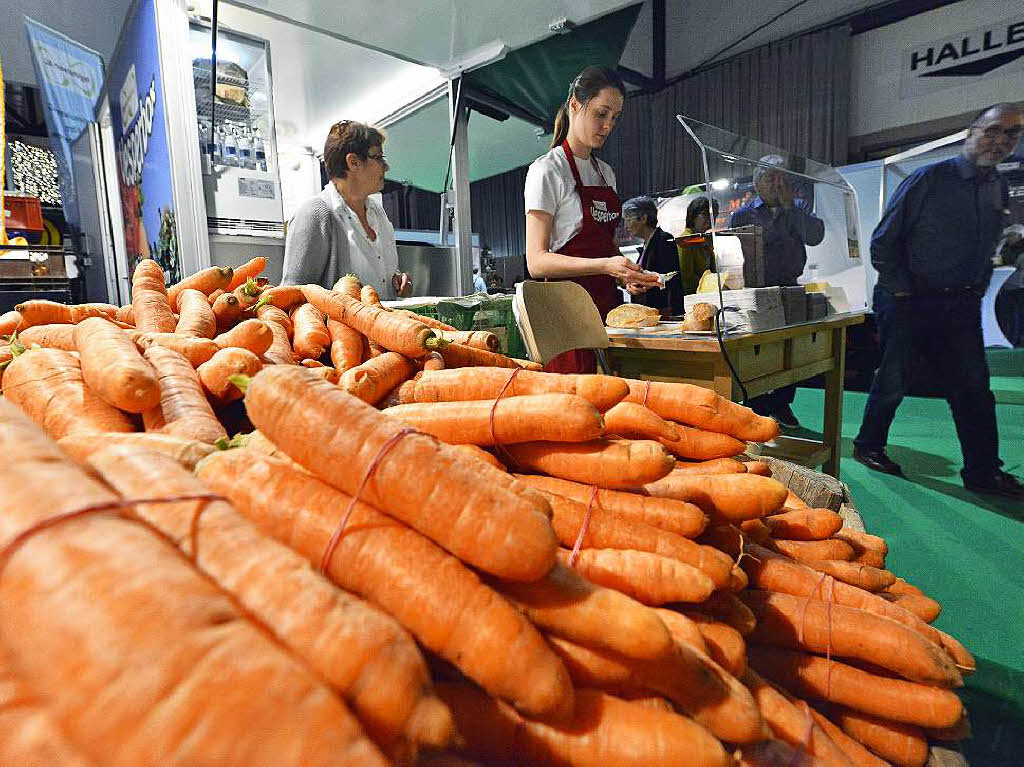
[964,471,1024,500]
[772,405,801,430]
[853,447,904,476]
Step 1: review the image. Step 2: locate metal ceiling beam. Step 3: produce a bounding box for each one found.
[617,65,658,92]
[652,0,666,88]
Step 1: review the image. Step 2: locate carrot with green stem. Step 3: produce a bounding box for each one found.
[212,292,245,332]
[132,332,220,366]
[196,449,573,721]
[340,352,417,404]
[142,345,226,443]
[131,259,176,333]
[747,646,963,728]
[214,318,274,356]
[226,255,268,290]
[658,425,746,461]
[513,473,707,538]
[437,682,731,767]
[384,393,604,445]
[643,471,789,521]
[623,378,779,442]
[197,347,262,404]
[491,561,674,660]
[556,547,716,606]
[237,365,558,581]
[0,400,388,766]
[602,401,680,441]
[2,347,135,438]
[58,432,215,470]
[174,288,217,338]
[91,446,452,753]
[73,317,161,412]
[503,438,674,489]
[290,302,331,360]
[328,317,364,372]
[390,367,629,411]
[233,277,264,310]
[167,265,233,310]
[303,284,440,357]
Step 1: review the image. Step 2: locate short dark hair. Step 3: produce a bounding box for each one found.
[323,120,386,179]
[623,196,658,227]
[970,103,1022,126]
[685,196,720,230]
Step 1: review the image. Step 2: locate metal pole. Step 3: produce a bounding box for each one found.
[448,78,473,296]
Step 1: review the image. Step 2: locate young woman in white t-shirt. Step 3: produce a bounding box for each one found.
[524,66,659,372]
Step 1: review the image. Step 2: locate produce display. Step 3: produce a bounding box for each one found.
[0,258,973,766]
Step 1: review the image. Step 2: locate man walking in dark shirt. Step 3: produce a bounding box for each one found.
[853,103,1024,500]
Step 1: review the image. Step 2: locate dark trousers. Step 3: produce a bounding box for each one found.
[854,285,1001,483]
[749,385,797,416]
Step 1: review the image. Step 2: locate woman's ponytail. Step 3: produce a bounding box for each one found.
[550,103,570,148]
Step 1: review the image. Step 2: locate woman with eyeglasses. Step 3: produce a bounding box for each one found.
[283,120,413,296]
[524,66,660,373]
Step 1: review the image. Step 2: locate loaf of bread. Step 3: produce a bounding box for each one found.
[606,304,661,328]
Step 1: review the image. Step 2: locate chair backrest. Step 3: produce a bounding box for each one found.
[514,280,609,365]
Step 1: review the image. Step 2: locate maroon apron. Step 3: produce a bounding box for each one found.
[543,140,623,374]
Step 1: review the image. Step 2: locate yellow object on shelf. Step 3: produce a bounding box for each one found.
[803,281,830,293]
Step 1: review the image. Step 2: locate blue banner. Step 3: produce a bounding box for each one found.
[23,17,105,230]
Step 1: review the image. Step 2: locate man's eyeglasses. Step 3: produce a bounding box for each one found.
[366,152,388,164]
[978,125,1023,140]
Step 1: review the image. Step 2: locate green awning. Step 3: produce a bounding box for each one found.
[464,3,644,128]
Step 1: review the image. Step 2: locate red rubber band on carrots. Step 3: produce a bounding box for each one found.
[319,426,418,574]
[488,366,522,463]
[796,701,815,764]
[0,492,225,575]
[798,573,837,698]
[641,380,652,408]
[568,485,600,567]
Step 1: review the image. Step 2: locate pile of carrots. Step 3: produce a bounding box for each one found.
[0,257,972,766]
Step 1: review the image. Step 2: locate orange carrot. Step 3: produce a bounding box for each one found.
[643,472,789,521]
[207,288,225,304]
[197,449,573,721]
[514,474,707,538]
[547,635,767,744]
[214,318,274,356]
[333,273,362,297]
[493,562,674,660]
[328,318,364,372]
[236,429,305,469]
[383,393,604,445]
[747,646,963,728]
[393,308,457,331]
[823,705,928,767]
[806,704,889,767]
[361,284,383,306]
[260,311,297,365]
[0,309,25,335]
[92,446,450,752]
[741,590,961,687]
[450,443,506,470]
[744,460,772,476]
[880,590,941,623]
[303,284,439,357]
[850,549,887,569]
[233,277,264,310]
[240,365,558,582]
[226,256,268,290]
[763,507,844,540]
[261,284,307,309]
[441,330,501,352]
[438,682,730,767]
[131,259,176,333]
[438,341,520,369]
[653,608,710,654]
[16,323,76,350]
[73,317,160,413]
[421,350,445,370]
[197,347,263,404]
[115,304,135,324]
[504,438,674,489]
[770,538,855,562]
[834,529,888,558]
[800,559,897,592]
[679,612,747,677]
[174,288,217,338]
[0,400,387,766]
[557,548,715,605]
[512,357,544,371]
[212,292,245,332]
[291,302,331,360]
[167,265,233,310]
[740,669,850,764]
[131,332,220,366]
[544,493,735,590]
[602,401,680,441]
[340,352,417,404]
[672,457,748,475]
[392,367,629,411]
[699,592,758,636]
[13,299,118,327]
[142,345,226,443]
[624,378,779,442]
[305,363,340,384]
[658,424,747,461]
[925,713,971,742]
[58,432,215,469]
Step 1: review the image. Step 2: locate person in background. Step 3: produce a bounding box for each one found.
[473,266,488,293]
[525,65,660,373]
[853,103,1024,500]
[678,196,720,296]
[283,119,413,296]
[622,196,683,317]
[730,155,825,429]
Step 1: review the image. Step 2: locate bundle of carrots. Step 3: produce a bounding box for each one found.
[0,259,971,765]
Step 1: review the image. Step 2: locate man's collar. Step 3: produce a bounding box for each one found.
[955,154,997,181]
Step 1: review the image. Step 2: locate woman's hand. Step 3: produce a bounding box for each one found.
[604,256,661,286]
[392,271,413,297]
[625,283,650,296]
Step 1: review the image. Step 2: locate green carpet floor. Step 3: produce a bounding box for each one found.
[788,387,1024,764]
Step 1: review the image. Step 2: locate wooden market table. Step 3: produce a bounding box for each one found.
[605,312,866,478]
